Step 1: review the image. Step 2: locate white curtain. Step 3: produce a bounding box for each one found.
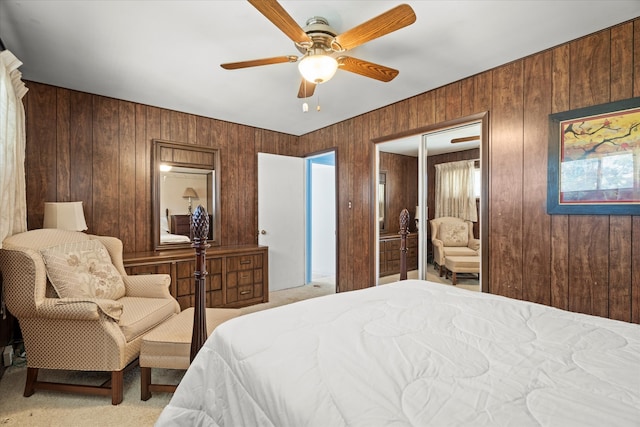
[434,160,477,222]
[0,49,28,248]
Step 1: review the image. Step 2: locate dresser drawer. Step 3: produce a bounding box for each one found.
[238,270,253,286]
[227,255,261,271]
[124,245,268,309]
[386,240,401,251]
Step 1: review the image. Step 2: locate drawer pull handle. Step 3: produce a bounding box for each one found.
[240,260,251,265]
[240,290,251,295]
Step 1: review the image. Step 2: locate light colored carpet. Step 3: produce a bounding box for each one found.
[379,263,480,293]
[0,282,335,427]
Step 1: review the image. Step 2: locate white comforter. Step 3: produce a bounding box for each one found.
[156,280,640,426]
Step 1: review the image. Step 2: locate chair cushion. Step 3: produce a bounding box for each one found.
[118,297,180,342]
[445,255,480,272]
[442,246,478,257]
[140,307,240,369]
[439,222,469,247]
[40,240,126,300]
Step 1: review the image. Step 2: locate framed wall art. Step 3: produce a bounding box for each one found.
[547,96,640,215]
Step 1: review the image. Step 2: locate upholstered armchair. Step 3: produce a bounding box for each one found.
[0,229,180,405]
[430,217,480,276]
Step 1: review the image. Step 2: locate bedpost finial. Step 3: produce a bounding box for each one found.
[191,205,210,243]
[399,208,410,233]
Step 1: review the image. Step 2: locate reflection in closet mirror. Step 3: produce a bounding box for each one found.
[153,140,221,250]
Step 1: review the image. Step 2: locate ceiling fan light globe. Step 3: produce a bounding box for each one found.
[298,55,338,84]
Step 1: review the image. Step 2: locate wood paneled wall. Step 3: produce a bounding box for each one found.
[379,152,418,234]
[23,82,295,253]
[22,18,639,322]
[297,19,640,322]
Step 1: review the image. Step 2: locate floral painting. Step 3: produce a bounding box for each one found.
[560,107,639,203]
[548,97,640,214]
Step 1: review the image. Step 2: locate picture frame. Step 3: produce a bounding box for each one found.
[547,97,640,215]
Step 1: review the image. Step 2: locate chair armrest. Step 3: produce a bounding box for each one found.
[468,238,480,252]
[36,298,123,321]
[432,238,444,249]
[123,274,172,299]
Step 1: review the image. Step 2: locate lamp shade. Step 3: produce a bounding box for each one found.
[182,187,198,199]
[43,202,88,231]
[414,206,420,221]
[298,54,338,84]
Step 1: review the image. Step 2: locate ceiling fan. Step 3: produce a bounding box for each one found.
[221,0,416,98]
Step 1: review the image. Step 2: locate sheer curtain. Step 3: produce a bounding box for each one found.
[434,160,477,222]
[0,49,28,248]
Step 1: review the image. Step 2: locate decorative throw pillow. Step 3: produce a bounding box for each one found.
[41,240,126,300]
[439,222,469,247]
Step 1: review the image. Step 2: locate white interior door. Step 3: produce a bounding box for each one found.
[258,153,305,291]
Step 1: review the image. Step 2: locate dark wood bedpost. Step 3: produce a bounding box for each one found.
[399,208,409,280]
[190,205,210,362]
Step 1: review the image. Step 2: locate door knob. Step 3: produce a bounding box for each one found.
[260,230,267,235]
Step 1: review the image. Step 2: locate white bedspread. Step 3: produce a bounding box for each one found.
[160,231,191,244]
[156,280,640,426]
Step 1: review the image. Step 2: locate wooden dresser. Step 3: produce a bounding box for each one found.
[169,215,191,236]
[379,233,418,277]
[170,214,214,240]
[124,245,268,310]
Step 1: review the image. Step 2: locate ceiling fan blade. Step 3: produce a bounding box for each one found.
[451,135,480,143]
[334,4,416,51]
[297,79,316,98]
[248,0,311,45]
[221,55,297,70]
[338,56,399,82]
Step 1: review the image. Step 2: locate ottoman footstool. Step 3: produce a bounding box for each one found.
[444,255,480,286]
[140,307,239,400]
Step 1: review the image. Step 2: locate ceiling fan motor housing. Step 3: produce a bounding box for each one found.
[295,16,342,54]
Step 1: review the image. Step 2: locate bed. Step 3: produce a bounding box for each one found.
[160,213,191,244]
[160,229,191,244]
[156,279,640,426]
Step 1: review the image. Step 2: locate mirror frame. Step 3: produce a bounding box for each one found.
[152,139,221,250]
[378,171,387,232]
[372,111,489,291]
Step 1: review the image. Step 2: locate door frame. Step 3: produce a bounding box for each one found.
[305,149,338,291]
[305,148,340,292]
[371,112,490,292]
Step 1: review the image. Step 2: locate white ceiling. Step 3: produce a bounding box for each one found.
[1,1,638,137]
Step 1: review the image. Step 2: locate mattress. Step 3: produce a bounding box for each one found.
[156,280,640,426]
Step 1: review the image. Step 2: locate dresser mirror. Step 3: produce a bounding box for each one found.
[152,139,221,250]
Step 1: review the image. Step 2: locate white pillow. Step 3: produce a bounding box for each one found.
[160,216,170,233]
[41,239,126,300]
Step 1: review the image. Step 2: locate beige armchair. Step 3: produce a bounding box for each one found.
[0,229,180,405]
[430,217,480,276]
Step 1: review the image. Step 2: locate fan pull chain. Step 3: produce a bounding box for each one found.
[301,81,323,112]
[302,80,309,113]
